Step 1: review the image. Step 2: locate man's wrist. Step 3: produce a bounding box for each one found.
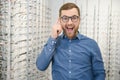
[48,36,57,46]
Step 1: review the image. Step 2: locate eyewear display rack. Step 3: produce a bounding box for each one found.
[0,0,9,80]
[0,0,51,80]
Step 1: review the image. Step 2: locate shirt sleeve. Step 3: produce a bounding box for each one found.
[91,41,106,80]
[36,37,57,71]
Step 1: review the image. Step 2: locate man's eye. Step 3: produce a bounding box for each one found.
[63,17,68,20]
[72,16,77,19]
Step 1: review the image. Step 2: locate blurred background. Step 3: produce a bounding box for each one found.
[0,0,120,80]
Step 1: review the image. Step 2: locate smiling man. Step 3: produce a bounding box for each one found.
[36,3,105,80]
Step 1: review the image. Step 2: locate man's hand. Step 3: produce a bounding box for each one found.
[51,20,63,39]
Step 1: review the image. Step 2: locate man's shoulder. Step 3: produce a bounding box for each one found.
[78,33,98,45]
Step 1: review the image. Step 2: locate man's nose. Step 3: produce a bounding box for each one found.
[67,18,73,24]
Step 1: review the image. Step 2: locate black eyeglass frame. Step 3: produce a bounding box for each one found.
[60,15,80,23]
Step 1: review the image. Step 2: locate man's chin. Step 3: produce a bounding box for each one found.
[66,33,75,39]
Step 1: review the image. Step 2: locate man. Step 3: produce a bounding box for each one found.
[36,2,105,80]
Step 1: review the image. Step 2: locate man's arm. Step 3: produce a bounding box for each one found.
[36,20,63,71]
[91,41,106,80]
[36,37,57,71]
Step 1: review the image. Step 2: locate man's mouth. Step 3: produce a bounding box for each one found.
[66,27,74,32]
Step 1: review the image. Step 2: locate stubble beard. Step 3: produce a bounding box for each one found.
[63,28,78,39]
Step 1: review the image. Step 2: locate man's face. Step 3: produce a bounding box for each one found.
[60,8,80,39]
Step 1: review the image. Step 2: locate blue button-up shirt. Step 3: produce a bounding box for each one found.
[36,33,105,80]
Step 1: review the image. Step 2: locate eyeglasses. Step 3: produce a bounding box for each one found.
[61,15,79,23]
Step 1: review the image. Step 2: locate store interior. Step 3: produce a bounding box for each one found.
[0,0,120,80]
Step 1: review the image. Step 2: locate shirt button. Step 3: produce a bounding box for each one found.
[49,49,51,51]
[69,71,71,74]
[69,50,71,52]
[52,41,55,44]
[69,60,71,62]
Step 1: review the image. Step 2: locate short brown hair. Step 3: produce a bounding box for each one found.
[59,3,80,17]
